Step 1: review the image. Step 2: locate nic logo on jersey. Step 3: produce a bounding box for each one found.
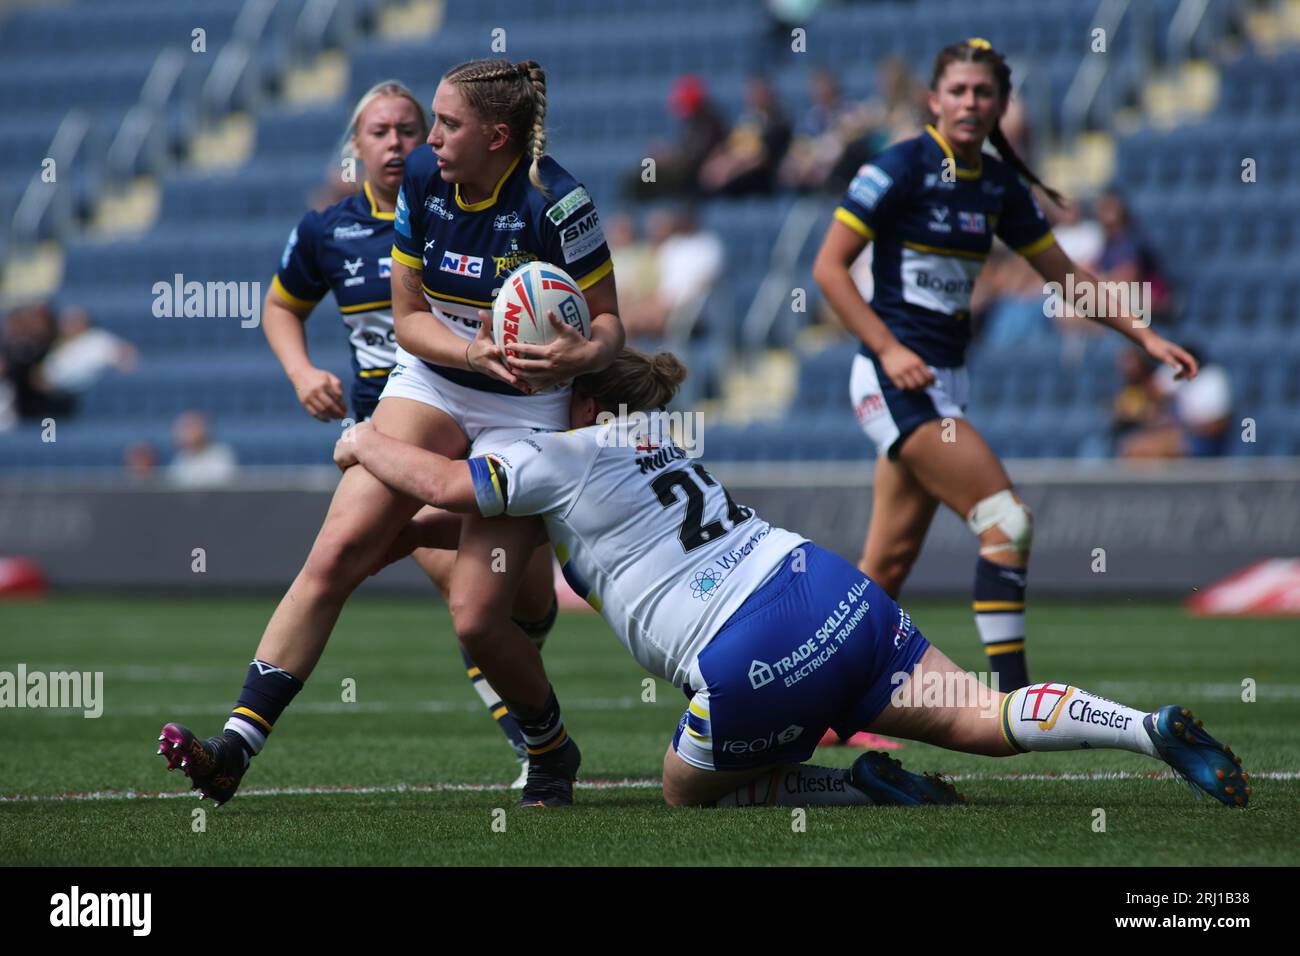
[440,251,484,277]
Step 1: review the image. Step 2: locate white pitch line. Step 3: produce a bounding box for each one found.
[2,771,1296,804]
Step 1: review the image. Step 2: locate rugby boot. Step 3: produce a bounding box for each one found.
[1145,705,1249,808]
[157,723,248,806]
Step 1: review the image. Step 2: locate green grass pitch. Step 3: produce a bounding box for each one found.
[1,595,1296,866]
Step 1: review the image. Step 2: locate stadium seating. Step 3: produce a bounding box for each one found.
[0,0,1294,471]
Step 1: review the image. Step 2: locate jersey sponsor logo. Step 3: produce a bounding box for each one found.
[439,250,484,277]
[748,659,774,690]
[854,392,886,423]
[893,608,914,648]
[560,209,605,264]
[923,172,956,191]
[689,567,725,602]
[848,163,892,209]
[280,226,298,269]
[958,211,986,233]
[424,195,455,220]
[394,188,412,236]
[1068,696,1132,730]
[928,205,952,233]
[334,223,375,241]
[981,180,1005,197]
[493,242,539,278]
[1019,682,1071,723]
[343,257,364,276]
[344,276,365,287]
[719,724,803,755]
[900,247,982,315]
[546,185,592,225]
[494,211,526,231]
[378,256,392,278]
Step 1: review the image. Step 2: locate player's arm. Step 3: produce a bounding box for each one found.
[811,220,934,390]
[1025,241,1197,380]
[262,289,346,421]
[390,258,521,387]
[334,420,479,513]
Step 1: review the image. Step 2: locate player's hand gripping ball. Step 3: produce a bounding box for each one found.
[491,261,591,391]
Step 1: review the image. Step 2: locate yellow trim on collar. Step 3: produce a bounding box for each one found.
[364,181,396,220]
[925,124,983,180]
[455,153,523,211]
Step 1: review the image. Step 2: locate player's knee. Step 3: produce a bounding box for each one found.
[966,490,1033,558]
[448,591,504,647]
[301,532,369,594]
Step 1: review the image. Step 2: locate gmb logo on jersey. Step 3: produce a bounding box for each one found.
[848,164,893,210]
[440,251,484,277]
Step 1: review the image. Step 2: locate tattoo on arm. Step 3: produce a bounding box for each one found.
[400,267,422,294]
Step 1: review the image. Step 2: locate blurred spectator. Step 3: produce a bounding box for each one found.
[607,211,662,337]
[168,411,238,488]
[1109,348,1163,449]
[1121,346,1231,458]
[124,441,159,480]
[623,208,724,339]
[39,305,138,393]
[1049,199,1104,272]
[629,75,728,199]
[699,76,792,196]
[1095,191,1173,323]
[1,302,76,420]
[781,69,873,193]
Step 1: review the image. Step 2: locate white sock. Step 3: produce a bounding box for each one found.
[1002,683,1157,756]
[713,765,873,807]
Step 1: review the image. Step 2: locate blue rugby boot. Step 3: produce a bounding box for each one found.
[850,751,964,806]
[1145,705,1249,808]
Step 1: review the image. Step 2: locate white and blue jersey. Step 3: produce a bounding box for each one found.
[389,145,612,398]
[468,415,931,771]
[835,125,1056,456]
[273,182,402,419]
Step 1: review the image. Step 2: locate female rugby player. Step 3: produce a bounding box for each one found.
[158,59,623,808]
[812,39,1198,692]
[330,349,1248,810]
[260,80,558,782]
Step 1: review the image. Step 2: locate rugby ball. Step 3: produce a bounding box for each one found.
[492,261,591,360]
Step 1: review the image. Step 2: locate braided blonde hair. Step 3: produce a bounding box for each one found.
[443,58,550,196]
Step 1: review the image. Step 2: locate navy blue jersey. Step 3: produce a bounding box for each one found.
[273,182,400,415]
[390,145,612,395]
[835,125,1055,368]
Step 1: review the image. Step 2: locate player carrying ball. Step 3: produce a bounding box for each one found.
[158,58,623,808]
[812,39,1198,691]
[330,349,1248,810]
[259,79,558,784]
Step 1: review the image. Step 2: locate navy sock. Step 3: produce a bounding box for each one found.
[973,557,1029,690]
[461,647,528,761]
[224,659,304,757]
[515,687,572,761]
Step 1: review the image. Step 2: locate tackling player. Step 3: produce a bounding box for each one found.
[330,349,1249,810]
[259,79,558,784]
[158,59,623,808]
[812,39,1198,691]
